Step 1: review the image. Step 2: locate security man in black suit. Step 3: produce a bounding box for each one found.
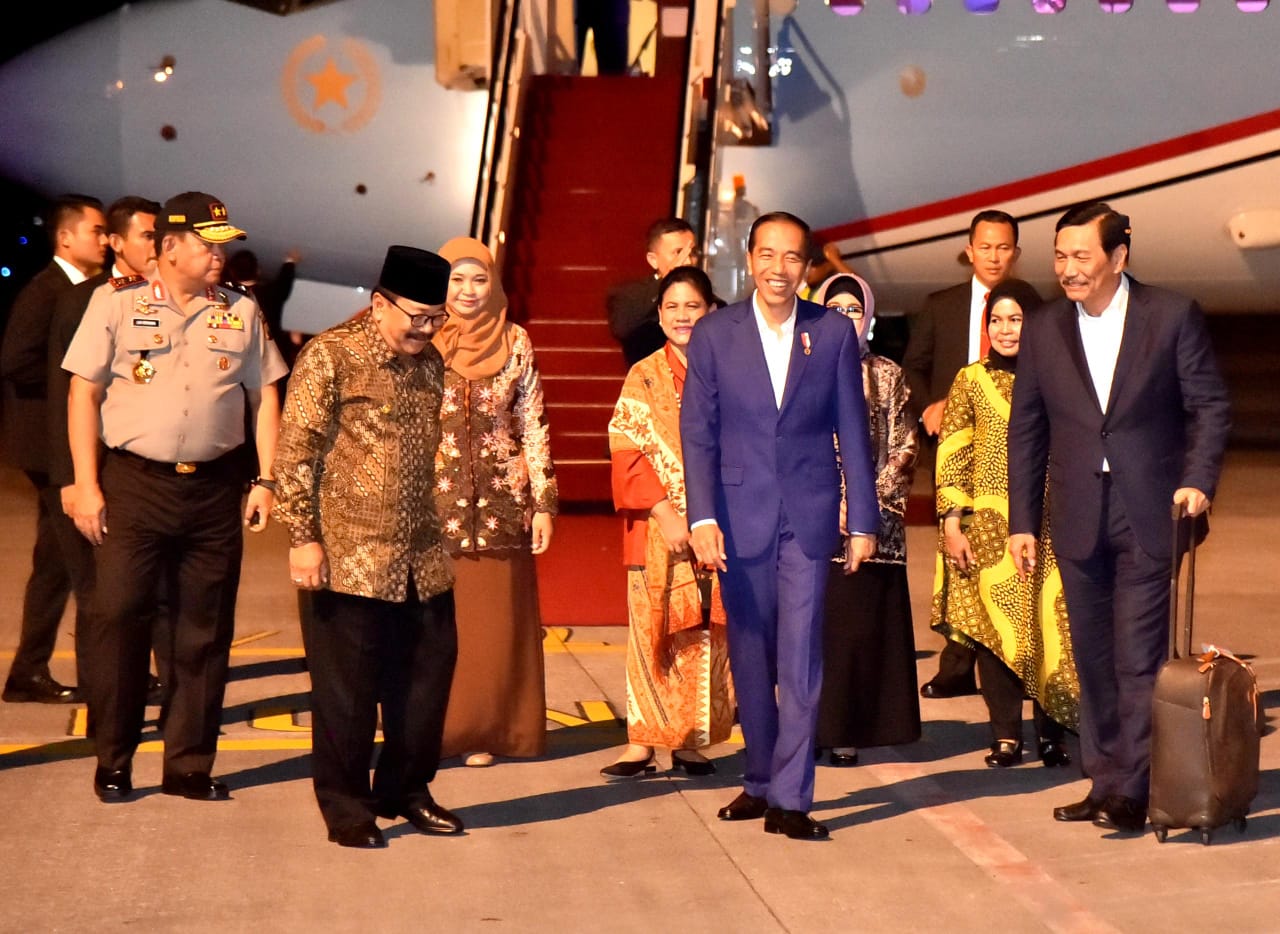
[903,209,1036,699]
[0,193,106,704]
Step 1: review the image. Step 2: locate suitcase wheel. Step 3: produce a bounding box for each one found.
[1200,828,1212,846]
[1153,825,1167,843]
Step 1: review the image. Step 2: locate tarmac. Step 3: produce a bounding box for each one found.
[1,450,1278,934]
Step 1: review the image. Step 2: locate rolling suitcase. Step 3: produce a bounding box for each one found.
[1147,504,1260,845]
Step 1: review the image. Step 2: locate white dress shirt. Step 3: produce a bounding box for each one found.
[1076,273,1130,470]
[966,275,990,363]
[752,291,797,409]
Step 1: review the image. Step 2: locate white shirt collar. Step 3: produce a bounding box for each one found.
[751,290,798,335]
[52,255,88,286]
[1075,272,1130,321]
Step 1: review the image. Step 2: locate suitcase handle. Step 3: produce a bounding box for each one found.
[1169,502,1198,660]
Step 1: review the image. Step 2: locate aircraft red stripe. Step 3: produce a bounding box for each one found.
[817,107,1280,242]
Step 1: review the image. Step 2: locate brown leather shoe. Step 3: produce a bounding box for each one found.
[1053,796,1103,822]
[717,791,769,821]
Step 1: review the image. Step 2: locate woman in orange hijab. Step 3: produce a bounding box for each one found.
[433,237,557,767]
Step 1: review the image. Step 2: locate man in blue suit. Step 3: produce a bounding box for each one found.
[682,212,879,840]
[1008,203,1230,835]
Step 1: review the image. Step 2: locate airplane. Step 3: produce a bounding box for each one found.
[0,0,1276,491]
[2,0,1278,321]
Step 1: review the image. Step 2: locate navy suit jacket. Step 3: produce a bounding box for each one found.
[1007,277,1230,562]
[681,297,879,562]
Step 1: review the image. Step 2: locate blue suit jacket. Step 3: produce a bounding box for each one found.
[680,296,879,562]
[1008,277,1230,561]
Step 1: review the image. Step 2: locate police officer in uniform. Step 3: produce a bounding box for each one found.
[63,192,287,802]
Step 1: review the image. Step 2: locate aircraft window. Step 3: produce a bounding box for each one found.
[1099,0,1131,10]
[1236,0,1268,9]
[827,0,865,12]
[964,0,999,11]
[1032,0,1066,11]
[897,0,931,14]
[1166,0,1199,9]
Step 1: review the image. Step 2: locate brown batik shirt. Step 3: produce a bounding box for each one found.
[272,310,454,602]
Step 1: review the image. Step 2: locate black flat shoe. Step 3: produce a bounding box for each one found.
[400,799,464,835]
[1054,796,1103,822]
[828,749,859,767]
[600,751,656,780]
[93,766,132,803]
[1093,795,1146,834]
[1038,740,1072,768]
[3,672,80,704]
[984,739,1023,768]
[919,676,978,699]
[670,750,716,776]
[763,807,829,840]
[328,822,386,849]
[161,771,229,800]
[717,791,769,821]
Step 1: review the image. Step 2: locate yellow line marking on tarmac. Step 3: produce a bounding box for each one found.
[230,630,281,647]
[542,627,624,654]
[545,700,619,727]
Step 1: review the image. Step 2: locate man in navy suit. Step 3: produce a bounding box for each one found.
[682,212,879,840]
[1007,202,1230,835]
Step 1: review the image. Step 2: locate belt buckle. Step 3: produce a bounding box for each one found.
[175,462,197,474]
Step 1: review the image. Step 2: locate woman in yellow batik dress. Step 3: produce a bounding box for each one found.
[931,279,1079,769]
[602,267,734,779]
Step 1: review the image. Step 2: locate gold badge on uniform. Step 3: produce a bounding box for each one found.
[134,295,156,315]
[218,356,229,370]
[133,358,156,384]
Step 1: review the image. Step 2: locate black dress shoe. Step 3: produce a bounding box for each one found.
[1038,740,1072,768]
[763,807,830,840]
[1053,796,1103,822]
[984,739,1023,768]
[3,672,80,704]
[600,750,656,779]
[670,750,716,776]
[717,791,769,821]
[146,675,165,707]
[161,771,230,800]
[328,822,386,849]
[400,799,465,835]
[919,676,978,699]
[828,749,859,767]
[1093,795,1146,834]
[93,767,133,802]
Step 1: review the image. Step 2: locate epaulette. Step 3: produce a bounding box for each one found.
[109,274,146,291]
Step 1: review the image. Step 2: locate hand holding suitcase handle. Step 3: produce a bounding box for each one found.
[1169,501,1199,660]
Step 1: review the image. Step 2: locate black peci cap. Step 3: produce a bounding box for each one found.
[377,245,450,305]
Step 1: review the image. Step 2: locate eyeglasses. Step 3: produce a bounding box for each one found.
[380,291,449,329]
[827,304,865,319]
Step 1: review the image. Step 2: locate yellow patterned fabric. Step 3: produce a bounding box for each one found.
[930,361,1079,729]
[610,349,735,748]
[272,310,453,602]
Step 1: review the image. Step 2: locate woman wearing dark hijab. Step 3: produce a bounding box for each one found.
[931,279,1079,768]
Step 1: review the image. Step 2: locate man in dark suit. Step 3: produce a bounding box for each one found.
[903,209,1032,699]
[1,194,106,703]
[47,196,167,710]
[1007,202,1230,835]
[606,217,699,367]
[683,211,879,840]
